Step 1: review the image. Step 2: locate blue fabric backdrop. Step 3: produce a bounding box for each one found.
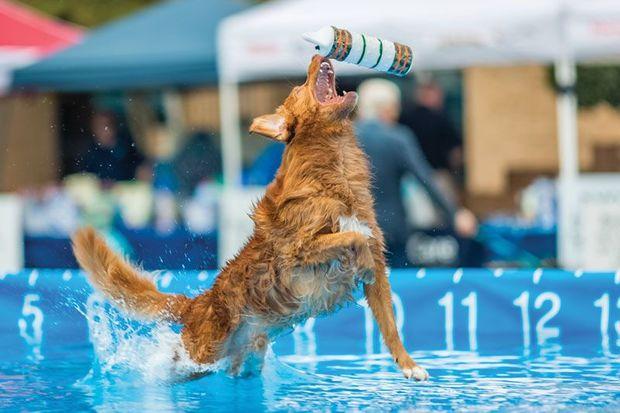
[1,269,617,359]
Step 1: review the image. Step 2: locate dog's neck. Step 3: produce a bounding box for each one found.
[279,121,355,176]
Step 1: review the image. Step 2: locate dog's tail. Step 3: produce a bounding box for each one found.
[72,227,191,323]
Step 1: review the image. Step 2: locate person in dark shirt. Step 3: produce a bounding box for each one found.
[399,78,462,172]
[173,130,222,196]
[355,79,477,266]
[83,110,143,182]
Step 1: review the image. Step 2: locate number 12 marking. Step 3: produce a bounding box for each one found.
[513,291,561,347]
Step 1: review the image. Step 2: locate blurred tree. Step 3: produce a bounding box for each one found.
[549,65,620,108]
[574,66,620,108]
[18,0,162,27]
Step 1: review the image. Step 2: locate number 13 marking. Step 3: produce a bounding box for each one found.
[594,293,619,353]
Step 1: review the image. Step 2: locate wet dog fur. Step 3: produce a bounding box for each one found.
[72,55,428,381]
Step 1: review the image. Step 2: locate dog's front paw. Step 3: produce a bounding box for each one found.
[399,355,429,381]
[402,365,429,381]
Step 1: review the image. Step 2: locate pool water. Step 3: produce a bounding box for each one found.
[1,269,619,411]
[1,342,618,411]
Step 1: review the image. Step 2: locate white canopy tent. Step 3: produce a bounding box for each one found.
[217,0,620,267]
[0,48,37,93]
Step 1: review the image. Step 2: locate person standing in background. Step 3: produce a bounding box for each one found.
[399,76,463,203]
[82,110,144,183]
[173,130,222,196]
[356,79,477,267]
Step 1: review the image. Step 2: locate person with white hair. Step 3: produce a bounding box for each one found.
[355,78,477,267]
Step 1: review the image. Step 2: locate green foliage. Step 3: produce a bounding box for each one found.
[549,65,620,108]
[575,65,620,108]
[18,0,162,27]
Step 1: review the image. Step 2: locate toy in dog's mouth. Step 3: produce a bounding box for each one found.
[314,59,347,105]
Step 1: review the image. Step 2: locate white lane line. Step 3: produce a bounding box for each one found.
[453,268,464,284]
[159,272,172,289]
[62,270,72,281]
[533,268,543,285]
[28,270,39,287]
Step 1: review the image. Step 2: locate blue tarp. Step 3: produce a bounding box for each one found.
[11,0,248,91]
[1,269,616,355]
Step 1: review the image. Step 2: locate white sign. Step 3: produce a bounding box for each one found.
[560,174,620,270]
[0,194,24,272]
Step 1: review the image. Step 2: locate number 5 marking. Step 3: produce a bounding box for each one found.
[18,294,44,360]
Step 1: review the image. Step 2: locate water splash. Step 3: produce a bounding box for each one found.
[79,292,223,384]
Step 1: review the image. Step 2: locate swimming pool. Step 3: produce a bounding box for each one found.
[1,269,618,411]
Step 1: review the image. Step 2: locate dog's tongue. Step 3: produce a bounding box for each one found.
[316,61,335,103]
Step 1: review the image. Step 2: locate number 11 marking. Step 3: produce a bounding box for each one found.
[461,292,478,351]
[438,292,478,351]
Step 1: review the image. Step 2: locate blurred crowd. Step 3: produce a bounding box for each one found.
[22,76,479,264]
[355,77,477,266]
[23,108,222,238]
[243,76,479,265]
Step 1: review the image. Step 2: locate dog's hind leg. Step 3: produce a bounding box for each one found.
[179,295,242,367]
[243,333,269,376]
[226,325,269,377]
[180,317,232,368]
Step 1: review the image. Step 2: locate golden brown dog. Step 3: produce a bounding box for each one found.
[72,55,428,381]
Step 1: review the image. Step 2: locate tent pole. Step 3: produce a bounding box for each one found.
[218,76,245,267]
[217,26,247,267]
[554,57,578,268]
[219,80,242,187]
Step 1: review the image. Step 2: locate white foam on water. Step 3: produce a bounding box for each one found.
[81,292,225,384]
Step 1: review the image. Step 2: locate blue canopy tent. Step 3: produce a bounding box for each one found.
[11,0,248,91]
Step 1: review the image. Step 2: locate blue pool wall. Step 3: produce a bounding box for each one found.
[1,269,618,360]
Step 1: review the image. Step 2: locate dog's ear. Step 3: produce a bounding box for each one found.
[249,113,290,142]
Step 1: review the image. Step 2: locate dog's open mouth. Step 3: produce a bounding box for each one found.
[314,59,345,105]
